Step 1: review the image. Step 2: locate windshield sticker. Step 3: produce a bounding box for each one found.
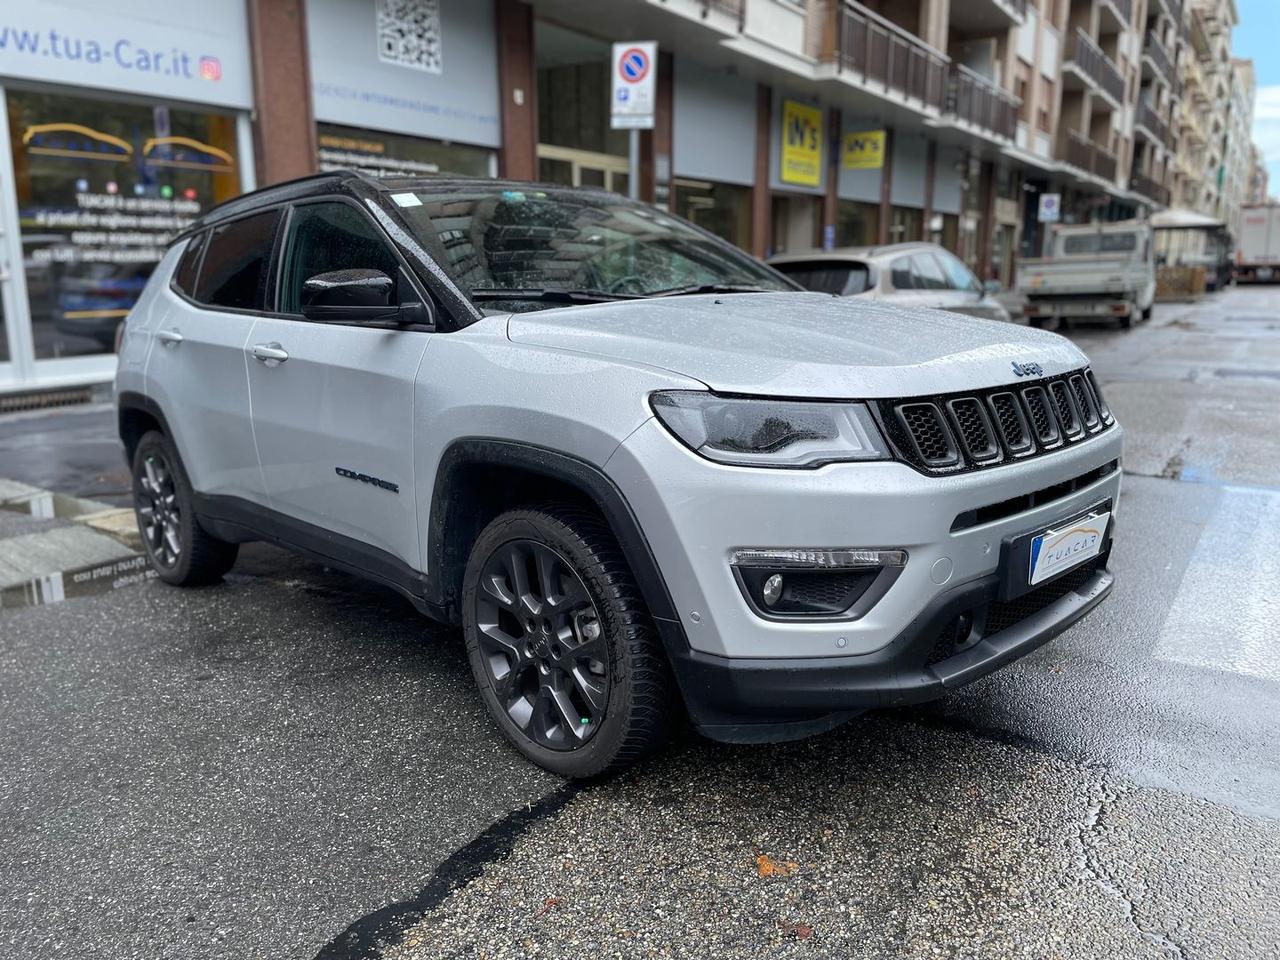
[391,192,422,207]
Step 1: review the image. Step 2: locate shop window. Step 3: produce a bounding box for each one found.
[836,201,879,248]
[195,212,279,311]
[674,179,751,250]
[890,207,923,244]
[5,88,240,359]
[316,123,495,179]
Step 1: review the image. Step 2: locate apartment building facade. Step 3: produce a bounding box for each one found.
[0,0,1260,394]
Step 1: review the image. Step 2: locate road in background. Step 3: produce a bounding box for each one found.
[1,288,1278,958]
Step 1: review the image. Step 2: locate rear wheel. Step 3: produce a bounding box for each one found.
[462,505,674,778]
[132,431,238,585]
[1118,311,1134,330]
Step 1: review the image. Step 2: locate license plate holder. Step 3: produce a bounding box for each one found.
[998,501,1112,601]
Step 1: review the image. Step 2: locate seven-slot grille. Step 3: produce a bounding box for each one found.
[880,368,1114,474]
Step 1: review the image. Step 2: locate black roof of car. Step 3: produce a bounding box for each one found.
[189,169,619,232]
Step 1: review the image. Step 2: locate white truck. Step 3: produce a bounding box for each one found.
[1236,205,1280,283]
[1017,221,1156,329]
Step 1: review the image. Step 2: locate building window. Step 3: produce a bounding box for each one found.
[889,207,923,244]
[6,88,240,360]
[316,123,495,178]
[836,200,879,247]
[673,179,752,250]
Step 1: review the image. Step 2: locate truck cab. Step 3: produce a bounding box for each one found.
[1017,221,1156,329]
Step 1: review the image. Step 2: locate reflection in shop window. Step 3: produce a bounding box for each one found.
[316,122,496,178]
[6,89,240,360]
[673,179,750,251]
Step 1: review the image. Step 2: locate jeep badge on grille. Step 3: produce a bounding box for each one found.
[1011,361,1044,377]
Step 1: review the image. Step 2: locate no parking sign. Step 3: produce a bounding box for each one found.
[611,41,657,130]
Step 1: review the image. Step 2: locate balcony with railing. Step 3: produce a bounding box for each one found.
[1136,99,1172,147]
[946,0,1026,32]
[1063,28,1126,105]
[1131,171,1171,206]
[945,64,1019,140]
[1098,0,1133,34]
[1143,31,1174,83]
[825,0,949,112]
[1062,129,1118,183]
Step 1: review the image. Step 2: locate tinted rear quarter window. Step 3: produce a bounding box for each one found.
[173,231,206,296]
[195,211,280,310]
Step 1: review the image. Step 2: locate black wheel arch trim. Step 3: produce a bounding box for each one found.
[427,438,685,632]
[117,391,175,464]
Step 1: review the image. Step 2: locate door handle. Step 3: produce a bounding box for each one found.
[250,342,289,364]
[156,329,184,347]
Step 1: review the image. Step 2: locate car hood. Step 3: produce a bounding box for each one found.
[506,292,1086,398]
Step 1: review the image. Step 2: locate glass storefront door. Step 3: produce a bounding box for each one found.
[1,83,246,388]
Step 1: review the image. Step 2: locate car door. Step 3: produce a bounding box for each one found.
[244,198,432,572]
[145,211,279,504]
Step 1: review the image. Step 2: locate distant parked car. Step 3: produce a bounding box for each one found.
[768,242,1016,324]
[54,261,155,348]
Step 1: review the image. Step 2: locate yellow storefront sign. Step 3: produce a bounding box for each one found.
[842,130,886,170]
[780,100,823,187]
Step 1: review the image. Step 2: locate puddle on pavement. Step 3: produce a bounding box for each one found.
[0,491,106,520]
[0,553,155,610]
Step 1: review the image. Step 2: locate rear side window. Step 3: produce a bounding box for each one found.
[890,256,916,290]
[195,211,280,310]
[772,260,871,295]
[173,231,206,296]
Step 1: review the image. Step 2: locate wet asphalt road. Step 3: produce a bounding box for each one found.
[1,287,1279,958]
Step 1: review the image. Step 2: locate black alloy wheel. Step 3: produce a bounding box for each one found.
[462,505,673,778]
[131,430,238,586]
[136,449,183,569]
[473,538,609,750]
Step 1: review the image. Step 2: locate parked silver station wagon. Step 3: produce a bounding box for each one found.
[769,242,1016,324]
[116,172,1120,777]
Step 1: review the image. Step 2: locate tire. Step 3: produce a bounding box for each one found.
[1118,311,1133,330]
[132,430,238,586]
[1142,305,1153,322]
[462,504,675,778]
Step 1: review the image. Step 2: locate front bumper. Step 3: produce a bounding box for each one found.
[669,553,1112,741]
[606,415,1121,738]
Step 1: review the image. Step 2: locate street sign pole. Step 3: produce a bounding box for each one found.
[629,130,640,200]
[611,42,657,200]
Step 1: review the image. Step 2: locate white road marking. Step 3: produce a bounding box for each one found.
[1154,485,1280,683]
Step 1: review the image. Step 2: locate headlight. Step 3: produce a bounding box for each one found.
[650,391,890,468]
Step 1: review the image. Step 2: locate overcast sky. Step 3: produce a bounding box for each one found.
[1234,0,1279,197]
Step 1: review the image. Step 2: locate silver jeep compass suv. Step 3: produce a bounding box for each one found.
[116,172,1121,777]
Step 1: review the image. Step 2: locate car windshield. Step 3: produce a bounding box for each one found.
[387,185,793,310]
[1061,232,1139,255]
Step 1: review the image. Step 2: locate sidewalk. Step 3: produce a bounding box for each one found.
[0,478,146,608]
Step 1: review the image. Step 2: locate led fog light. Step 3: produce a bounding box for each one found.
[731,548,906,620]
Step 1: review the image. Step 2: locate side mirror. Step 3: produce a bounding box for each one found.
[300,268,432,327]
[982,279,1002,295]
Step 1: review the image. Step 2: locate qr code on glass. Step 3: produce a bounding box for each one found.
[376,0,443,74]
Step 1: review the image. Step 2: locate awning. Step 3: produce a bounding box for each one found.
[1150,208,1226,229]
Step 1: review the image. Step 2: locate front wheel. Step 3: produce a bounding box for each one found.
[462,505,674,778]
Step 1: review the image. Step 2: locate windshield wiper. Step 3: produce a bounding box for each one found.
[649,283,775,297]
[470,287,640,304]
